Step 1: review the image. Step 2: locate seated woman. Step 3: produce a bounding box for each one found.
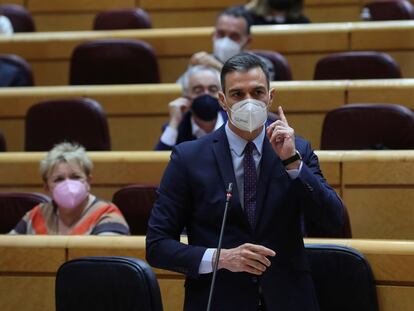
[10,142,130,235]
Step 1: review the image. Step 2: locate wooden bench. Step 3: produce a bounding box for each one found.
[2,21,414,84]
[0,80,413,152]
[0,150,413,239]
[0,235,413,311]
[11,0,363,32]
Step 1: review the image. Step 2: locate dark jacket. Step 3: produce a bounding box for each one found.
[146,126,344,311]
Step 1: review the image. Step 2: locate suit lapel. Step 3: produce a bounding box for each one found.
[211,127,250,230]
[255,138,284,233]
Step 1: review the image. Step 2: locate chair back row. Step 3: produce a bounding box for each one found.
[2,0,414,33]
[55,244,379,311]
[0,185,353,238]
[3,97,412,153]
[1,48,405,88]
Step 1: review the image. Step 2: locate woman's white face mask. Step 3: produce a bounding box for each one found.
[227,98,268,132]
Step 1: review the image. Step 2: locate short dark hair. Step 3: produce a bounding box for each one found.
[217,7,252,35]
[220,52,270,91]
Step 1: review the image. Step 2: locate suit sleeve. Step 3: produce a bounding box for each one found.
[154,140,174,151]
[154,123,174,151]
[146,145,207,278]
[295,140,345,235]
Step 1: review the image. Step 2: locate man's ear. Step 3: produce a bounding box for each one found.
[244,35,252,48]
[269,88,276,102]
[212,30,217,41]
[267,88,276,110]
[218,91,227,111]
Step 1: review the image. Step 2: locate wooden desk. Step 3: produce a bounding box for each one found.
[0,79,413,152]
[0,236,413,311]
[15,0,363,31]
[0,81,347,151]
[2,21,414,84]
[0,151,413,239]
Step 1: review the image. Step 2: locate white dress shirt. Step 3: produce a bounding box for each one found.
[160,112,224,147]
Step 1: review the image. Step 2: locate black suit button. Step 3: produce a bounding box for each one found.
[251,276,258,283]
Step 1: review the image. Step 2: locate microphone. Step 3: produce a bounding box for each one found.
[206,182,233,311]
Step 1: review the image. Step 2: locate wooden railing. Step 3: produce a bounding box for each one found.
[0,79,412,151]
[0,235,413,311]
[2,21,414,84]
[0,150,413,239]
[4,0,363,31]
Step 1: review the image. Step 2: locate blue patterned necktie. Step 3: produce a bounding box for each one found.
[243,141,257,228]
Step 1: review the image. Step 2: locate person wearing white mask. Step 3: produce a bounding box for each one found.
[159,64,278,150]
[9,142,130,235]
[189,7,275,80]
[146,52,344,311]
[0,15,13,35]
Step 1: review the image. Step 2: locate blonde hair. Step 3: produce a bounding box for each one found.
[40,142,93,182]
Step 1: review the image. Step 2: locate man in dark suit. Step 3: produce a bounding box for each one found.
[146,52,344,310]
[155,65,224,151]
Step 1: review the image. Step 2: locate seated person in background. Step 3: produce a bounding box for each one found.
[0,15,13,34]
[237,0,310,25]
[155,65,225,151]
[9,142,130,235]
[0,59,31,87]
[188,7,275,80]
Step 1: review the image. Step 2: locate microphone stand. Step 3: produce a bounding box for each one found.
[206,182,233,311]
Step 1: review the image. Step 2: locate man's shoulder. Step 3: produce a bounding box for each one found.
[175,125,225,154]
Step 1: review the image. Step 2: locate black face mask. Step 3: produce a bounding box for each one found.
[269,0,293,11]
[191,94,220,121]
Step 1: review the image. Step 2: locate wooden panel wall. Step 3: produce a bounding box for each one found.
[0,151,413,239]
[2,21,414,84]
[1,0,363,31]
[0,236,413,311]
[0,80,413,152]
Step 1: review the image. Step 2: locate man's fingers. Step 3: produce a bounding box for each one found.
[278,106,289,125]
[243,264,265,275]
[243,259,267,274]
[244,243,276,257]
[242,249,272,267]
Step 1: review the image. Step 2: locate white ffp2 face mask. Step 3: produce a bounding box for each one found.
[228,98,268,132]
[213,37,242,63]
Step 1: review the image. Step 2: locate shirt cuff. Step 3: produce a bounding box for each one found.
[286,161,303,179]
[198,248,216,274]
[160,125,179,146]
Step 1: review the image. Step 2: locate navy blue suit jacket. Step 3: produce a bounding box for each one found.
[146,125,344,311]
[154,110,228,151]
